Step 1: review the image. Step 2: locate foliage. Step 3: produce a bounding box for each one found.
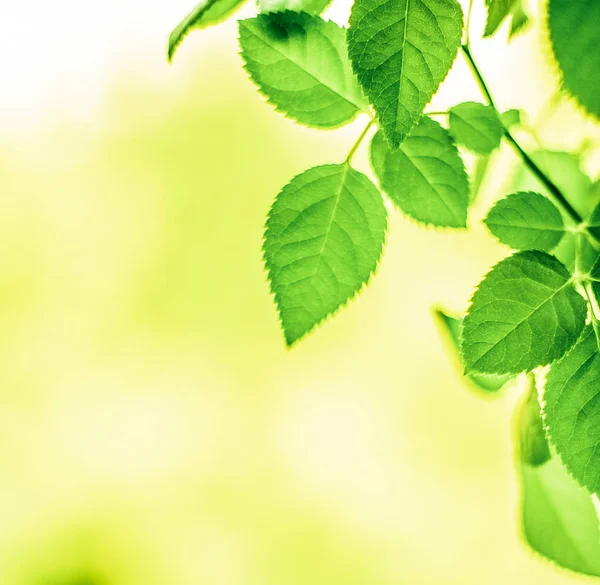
[369,119,469,227]
[347,0,463,148]
[516,376,600,577]
[167,0,600,578]
[239,12,368,128]
[484,191,565,252]
[448,101,503,154]
[548,0,600,118]
[461,251,587,375]
[263,163,387,345]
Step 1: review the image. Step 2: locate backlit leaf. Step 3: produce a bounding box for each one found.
[509,0,530,38]
[543,327,600,493]
[501,108,522,128]
[264,164,387,346]
[520,456,600,576]
[516,376,550,467]
[348,0,463,148]
[369,117,469,227]
[168,0,247,61]
[435,309,512,393]
[461,251,586,375]
[448,102,503,155]
[516,374,600,578]
[239,12,369,128]
[483,0,517,37]
[548,0,600,119]
[484,192,565,252]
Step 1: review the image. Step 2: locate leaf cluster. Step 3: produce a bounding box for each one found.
[167,0,600,577]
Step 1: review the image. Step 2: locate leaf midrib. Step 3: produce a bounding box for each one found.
[488,221,565,232]
[395,0,411,134]
[308,164,350,287]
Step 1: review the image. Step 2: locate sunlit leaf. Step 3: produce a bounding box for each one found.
[543,327,600,493]
[516,379,600,578]
[461,251,586,375]
[548,0,600,119]
[239,12,368,128]
[484,192,565,252]
[348,0,463,148]
[370,118,469,227]
[168,0,247,61]
[264,164,387,345]
[501,108,522,128]
[483,0,517,37]
[448,102,503,155]
[509,0,530,38]
[516,376,550,467]
[434,309,512,393]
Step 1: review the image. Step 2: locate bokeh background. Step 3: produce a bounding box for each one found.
[2,1,600,583]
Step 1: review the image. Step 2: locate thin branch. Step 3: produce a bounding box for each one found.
[460,44,588,229]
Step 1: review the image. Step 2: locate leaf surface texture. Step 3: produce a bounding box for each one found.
[348,0,463,148]
[264,164,387,345]
[461,251,586,374]
[484,192,565,252]
[370,117,469,227]
[240,12,368,128]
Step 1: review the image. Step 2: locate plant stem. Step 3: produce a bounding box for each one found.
[346,119,375,163]
[460,44,585,227]
[425,111,449,116]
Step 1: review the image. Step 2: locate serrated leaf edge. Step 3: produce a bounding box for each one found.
[238,13,370,130]
[262,162,388,347]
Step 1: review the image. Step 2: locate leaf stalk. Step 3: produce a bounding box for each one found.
[346,118,375,163]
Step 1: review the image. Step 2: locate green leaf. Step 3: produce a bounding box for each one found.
[484,192,566,252]
[348,0,463,148]
[258,0,331,14]
[448,102,504,155]
[521,459,600,577]
[434,309,512,393]
[515,374,600,577]
[461,251,587,375]
[543,326,600,493]
[516,376,551,467]
[483,0,517,37]
[239,12,368,128]
[509,0,530,39]
[264,164,387,346]
[548,0,600,119]
[369,117,469,227]
[168,0,247,61]
[500,108,521,128]
[519,456,600,576]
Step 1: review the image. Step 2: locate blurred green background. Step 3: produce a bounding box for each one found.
[1,1,599,583]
